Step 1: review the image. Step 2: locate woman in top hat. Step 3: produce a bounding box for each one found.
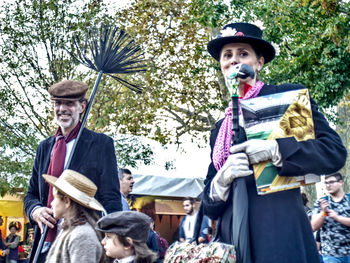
[201,22,347,263]
[43,169,107,263]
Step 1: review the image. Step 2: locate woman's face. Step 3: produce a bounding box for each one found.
[9,226,17,235]
[220,42,264,86]
[102,233,131,259]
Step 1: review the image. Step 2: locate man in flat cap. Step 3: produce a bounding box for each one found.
[24,80,122,263]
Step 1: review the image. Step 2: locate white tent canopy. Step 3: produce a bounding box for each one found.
[131,174,205,198]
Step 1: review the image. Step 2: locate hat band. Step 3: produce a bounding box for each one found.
[55,179,94,205]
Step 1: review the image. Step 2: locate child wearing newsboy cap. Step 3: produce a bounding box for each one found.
[96,211,158,263]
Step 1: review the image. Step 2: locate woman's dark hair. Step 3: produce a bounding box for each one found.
[301,193,309,206]
[8,221,19,231]
[251,46,263,60]
[116,235,158,263]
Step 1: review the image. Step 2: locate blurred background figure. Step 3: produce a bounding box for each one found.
[0,216,5,263]
[118,168,135,211]
[4,222,20,263]
[302,193,312,219]
[311,172,350,263]
[179,197,210,244]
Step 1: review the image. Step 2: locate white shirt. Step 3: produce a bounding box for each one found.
[183,213,197,241]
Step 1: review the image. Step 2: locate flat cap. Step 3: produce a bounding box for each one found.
[48,80,88,101]
[96,211,151,242]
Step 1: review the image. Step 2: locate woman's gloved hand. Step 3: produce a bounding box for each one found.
[230,139,282,166]
[212,152,253,201]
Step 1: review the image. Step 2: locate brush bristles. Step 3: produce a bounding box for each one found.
[68,25,145,93]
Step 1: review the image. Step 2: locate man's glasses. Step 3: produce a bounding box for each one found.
[324,180,339,186]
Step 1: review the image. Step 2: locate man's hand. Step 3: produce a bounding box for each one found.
[230,139,281,166]
[197,237,206,244]
[32,207,56,233]
[327,210,339,220]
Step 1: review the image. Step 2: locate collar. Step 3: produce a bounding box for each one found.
[114,255,135,263]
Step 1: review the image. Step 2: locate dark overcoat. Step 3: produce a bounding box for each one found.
[24,128,122,262]
[202,83,347,263]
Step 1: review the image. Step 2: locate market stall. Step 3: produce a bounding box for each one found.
[129,174,205,244]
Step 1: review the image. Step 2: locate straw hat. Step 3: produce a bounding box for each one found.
[43,169,105,213]
[207,22,275,63]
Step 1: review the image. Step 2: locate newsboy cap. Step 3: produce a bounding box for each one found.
[96,211,151,242]
[48,80,88,101]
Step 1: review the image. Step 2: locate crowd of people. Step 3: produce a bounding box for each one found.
[0,19,348,263]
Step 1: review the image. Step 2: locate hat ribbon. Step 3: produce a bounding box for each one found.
[55,178,94,205]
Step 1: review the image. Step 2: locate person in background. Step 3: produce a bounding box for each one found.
[0,216,5,263]
[96,211,158,263]
[201,22,347,263]
[311,172,350,263]
[179,197,210,244]
[24,80,121,263]
[4,222,19,263]
[149,219,168,261]
[118,168,135,211]
[302,192,312,219]
[43,169,106,263]
[147,218,159,255]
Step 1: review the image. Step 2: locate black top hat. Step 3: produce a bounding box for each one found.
[207,22,275,63]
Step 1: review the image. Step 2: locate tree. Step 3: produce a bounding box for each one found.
[190,0,350,108]
[0,0,153,195]
[337,94,350,193]
[1,0,349,195]
[189,0,350,192]
[102,0,230,145]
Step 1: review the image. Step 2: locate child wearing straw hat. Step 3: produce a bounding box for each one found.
[96,211,158,263]
[43,169,107,263]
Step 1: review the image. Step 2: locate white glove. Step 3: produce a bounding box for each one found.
[230,139,282,166]
[212,152,253,201]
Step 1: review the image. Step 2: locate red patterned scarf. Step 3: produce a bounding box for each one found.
[212,81,264,171]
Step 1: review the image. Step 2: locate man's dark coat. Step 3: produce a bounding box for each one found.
[24,128,121,262]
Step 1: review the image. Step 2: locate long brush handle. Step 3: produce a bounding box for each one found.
[32,225,48,263]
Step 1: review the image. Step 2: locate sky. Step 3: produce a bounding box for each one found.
[133,134,211,178]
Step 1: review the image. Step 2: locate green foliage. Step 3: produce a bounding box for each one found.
[0,0,155,195]
[113,135,154,168]
[337,95,350,192]
[191,0,350,187]
[1,0,350,195]
[108,0,231,146]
